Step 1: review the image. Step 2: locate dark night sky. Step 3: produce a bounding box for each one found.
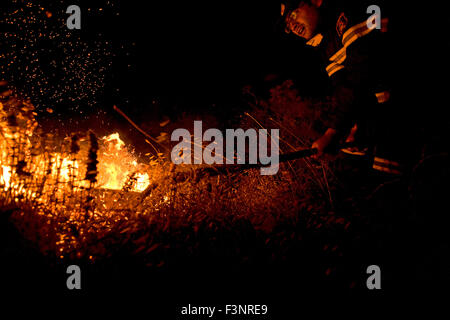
[0,0,327,128]
[105,0,326,117]
[1,0,448,140]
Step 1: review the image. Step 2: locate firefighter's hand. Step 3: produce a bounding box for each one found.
[312,128,338,157]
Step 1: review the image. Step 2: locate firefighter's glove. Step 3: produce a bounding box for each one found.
[312,128,338,158]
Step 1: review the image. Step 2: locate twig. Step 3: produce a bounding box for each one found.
[113,105,168,154]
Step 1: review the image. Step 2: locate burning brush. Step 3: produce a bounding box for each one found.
[0,83,151,200]
[0,83,167,259]
[0,81,337,262]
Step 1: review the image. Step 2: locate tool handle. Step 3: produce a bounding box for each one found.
[279,148,318,163]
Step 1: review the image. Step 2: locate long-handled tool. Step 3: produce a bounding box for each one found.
[138,147,321,200]
[112,105,357,177]
[199,141,361,176]
[190,147,320,177]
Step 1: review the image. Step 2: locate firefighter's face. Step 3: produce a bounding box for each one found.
[284,2,321,40]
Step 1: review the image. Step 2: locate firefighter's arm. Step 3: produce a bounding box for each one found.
[312,127,338,156]
[312,81,359,155]
[312,41,370,155]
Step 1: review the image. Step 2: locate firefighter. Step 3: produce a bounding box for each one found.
[276,1,446,288]
[280,0,412,181]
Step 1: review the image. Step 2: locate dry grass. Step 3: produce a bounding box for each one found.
[1,81,351,273]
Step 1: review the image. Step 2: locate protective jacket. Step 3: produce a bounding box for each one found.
[285,1,406,175]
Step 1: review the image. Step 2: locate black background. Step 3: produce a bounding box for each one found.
[2,0,447,139]
[1,0,450,312]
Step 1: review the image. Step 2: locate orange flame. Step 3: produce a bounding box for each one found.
[98,133,150,192]
[0,100,150,198]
